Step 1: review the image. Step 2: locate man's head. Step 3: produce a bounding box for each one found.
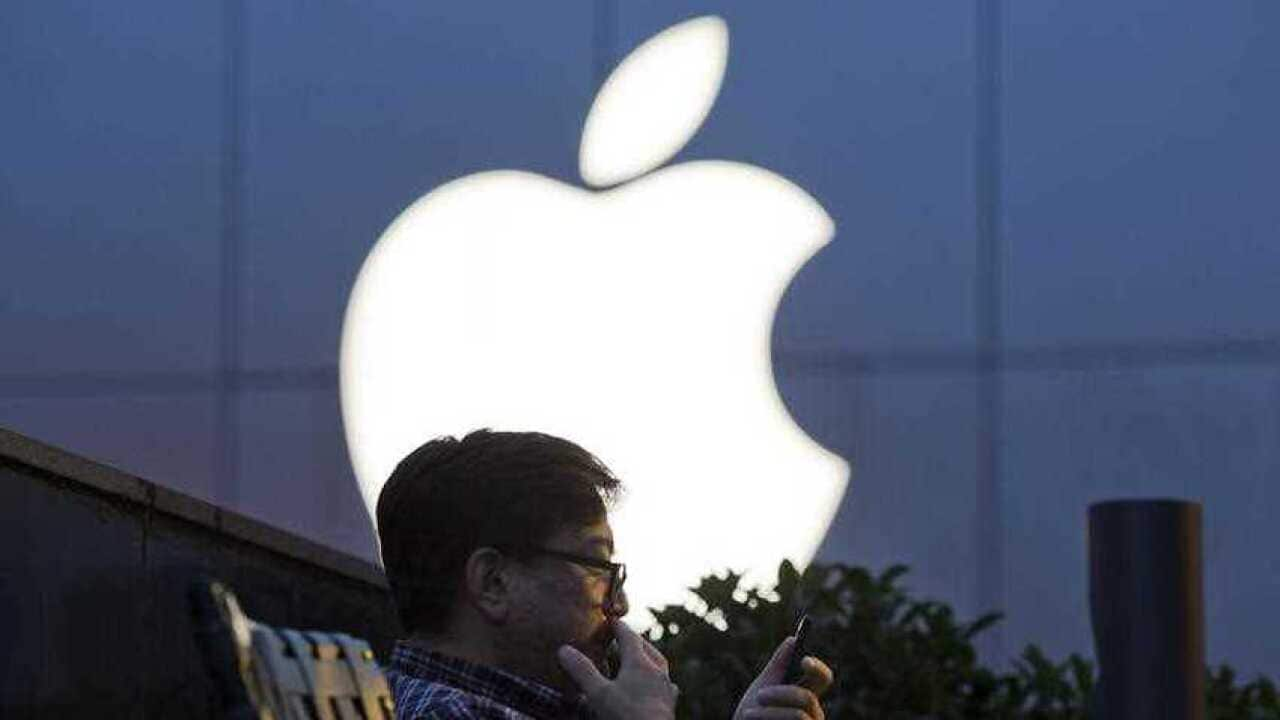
[376,429,627,689]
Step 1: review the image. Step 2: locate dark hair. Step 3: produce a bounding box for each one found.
[376,429,622,634]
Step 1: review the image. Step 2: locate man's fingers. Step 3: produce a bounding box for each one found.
[735,638,833,720]
[756,636,795,685]
[613,620,669,673]
[557,645,609,696]
[637,633,670,673]
[740,708,815,720]
[612,619,646,659]
[756,685,822,717]
[800,656,834,696]
[570,625,680,720]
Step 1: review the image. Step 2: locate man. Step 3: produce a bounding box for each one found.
[378,429,832,719]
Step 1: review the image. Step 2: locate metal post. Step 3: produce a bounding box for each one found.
[1088,499,1204,720]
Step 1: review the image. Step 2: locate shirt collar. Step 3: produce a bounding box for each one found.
[390,641,592,720]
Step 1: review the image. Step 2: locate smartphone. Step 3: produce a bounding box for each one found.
[783,614,810,685]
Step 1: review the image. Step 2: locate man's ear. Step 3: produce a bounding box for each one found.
[463,547,513,624]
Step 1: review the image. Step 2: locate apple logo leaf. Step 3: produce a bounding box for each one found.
[579,15,729,189]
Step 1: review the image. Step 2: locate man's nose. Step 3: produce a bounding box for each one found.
[605,587,629,618]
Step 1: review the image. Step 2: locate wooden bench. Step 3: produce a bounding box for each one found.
[190,579,395,720]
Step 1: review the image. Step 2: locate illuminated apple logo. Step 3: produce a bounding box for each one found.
[341,16,849,620]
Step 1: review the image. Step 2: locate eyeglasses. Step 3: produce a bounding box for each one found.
[511,546,627,612]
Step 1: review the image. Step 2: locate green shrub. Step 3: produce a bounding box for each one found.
[644,561,1277,719]
[1207,665,1280,719]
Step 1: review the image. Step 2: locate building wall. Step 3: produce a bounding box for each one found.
[3,0,1278,678]
[0,429,399,717]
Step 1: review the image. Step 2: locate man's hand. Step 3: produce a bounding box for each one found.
[558,620,678,720]
[733,636,834,720]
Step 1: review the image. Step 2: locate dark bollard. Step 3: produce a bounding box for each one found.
[1088,499,1204,720]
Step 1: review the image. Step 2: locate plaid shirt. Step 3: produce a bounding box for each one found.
[387,641,595,720]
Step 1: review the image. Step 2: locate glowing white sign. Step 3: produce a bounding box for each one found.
[341,16,849,620]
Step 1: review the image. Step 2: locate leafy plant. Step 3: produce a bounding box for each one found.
[644,561,1276,719]
[1206,665,1280,720]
